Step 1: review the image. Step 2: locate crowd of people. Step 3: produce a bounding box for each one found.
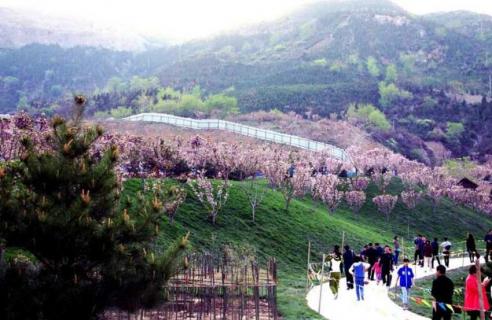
[318,230,492,319]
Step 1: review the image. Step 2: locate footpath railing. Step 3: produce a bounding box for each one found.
[123,113,348,161]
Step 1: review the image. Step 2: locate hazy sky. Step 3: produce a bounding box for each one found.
[2,0,492,40]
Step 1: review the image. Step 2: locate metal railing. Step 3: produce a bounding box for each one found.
[124,113,348,161]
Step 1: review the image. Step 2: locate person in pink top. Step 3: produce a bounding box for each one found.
[464,265,490,320]
[374,257,383,285]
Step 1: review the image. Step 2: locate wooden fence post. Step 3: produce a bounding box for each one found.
[318,254,326,313]
[306,241,311,292]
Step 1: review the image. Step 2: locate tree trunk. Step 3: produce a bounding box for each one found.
[285,197,291,211]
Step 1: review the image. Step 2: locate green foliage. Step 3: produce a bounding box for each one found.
[93,111,110,119]
[205,94,239,117]
[444,157,475,179]
[385,64,398,82]
[347,103,391,131]
[110,106,133,118]
[312,58,328,67]
[105,76,128,93]
[0,99,189,320]
[129,76,160,92]
[366,56,380,77]
[399,53,416,75]
[329,61,346,72]
[446,121,465,140]
[378,81,412,109]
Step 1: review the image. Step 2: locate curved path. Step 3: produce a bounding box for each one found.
[123,113,348,160]
[306,257,482,320]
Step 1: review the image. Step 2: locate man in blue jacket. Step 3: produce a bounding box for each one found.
[397,258,415,310]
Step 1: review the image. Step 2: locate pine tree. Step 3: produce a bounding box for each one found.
[0,96,189,320]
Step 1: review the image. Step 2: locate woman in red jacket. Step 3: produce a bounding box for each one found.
[464,265,490,320]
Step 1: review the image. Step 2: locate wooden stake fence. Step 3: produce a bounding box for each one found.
[102,254,278,320]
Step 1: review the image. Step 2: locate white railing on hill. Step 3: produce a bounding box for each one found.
[124,113,348,161]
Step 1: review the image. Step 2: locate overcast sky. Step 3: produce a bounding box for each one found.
[2,0,492,40]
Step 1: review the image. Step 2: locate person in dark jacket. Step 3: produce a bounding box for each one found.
[423,240,433,271]
[375,243,384,259]
[431,238,441,268]
[485,230,492,263]
[360,245,368,261]
[343,245,355,290]
[466,233,476,263]
[380,246,394,287]
[414,235,423,266]
[431,265,454,320]
[418,236,426,267]
[366,243,377,280]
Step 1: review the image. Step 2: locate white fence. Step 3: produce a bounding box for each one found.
[124,113,348,161]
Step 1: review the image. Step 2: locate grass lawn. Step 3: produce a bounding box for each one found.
[122,178,492,319]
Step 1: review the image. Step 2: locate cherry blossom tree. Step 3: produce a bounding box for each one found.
[240,178,266,222]
[372,171,393,194]
[373,194,398,221]
[400,190,423,237]
[350,176,369,191]
[187,171,229,225]
[312,174,343,214]
[145,180,187,223]
[262,149,312,211]
[345,190,366,215]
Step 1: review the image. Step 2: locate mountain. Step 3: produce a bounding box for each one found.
[0,6,160,51]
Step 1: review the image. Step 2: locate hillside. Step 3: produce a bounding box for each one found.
[122,178,492,319]
[1,0,492,162]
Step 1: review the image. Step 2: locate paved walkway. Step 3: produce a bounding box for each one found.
[306,257,482,320]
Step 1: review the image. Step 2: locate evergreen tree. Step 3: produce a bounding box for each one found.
[0,96,189,320]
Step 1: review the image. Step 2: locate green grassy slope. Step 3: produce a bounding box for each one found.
[122,178,492,319]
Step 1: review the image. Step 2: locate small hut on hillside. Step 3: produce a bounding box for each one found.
[457,178,479,190]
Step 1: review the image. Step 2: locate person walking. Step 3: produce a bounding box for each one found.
[343,245,355,290]
[414,235,422,265]
[393,236,401,266]
[431,265,454,320]
[375,243,384,259]
[485,230,492,263]
[419,236,426,267]
[380,246,394,287]
[374,257,383,285]
[424,240,433,271]
[431,238,442,268]
[328,246,343,299]
[397,258,415,310]
[366,243,377,280]
[464,265,490,320]
[441,238,452,268]
[466,233,477,263]
[349,256,370,301]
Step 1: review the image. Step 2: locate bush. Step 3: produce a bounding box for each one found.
[347,103,391,131]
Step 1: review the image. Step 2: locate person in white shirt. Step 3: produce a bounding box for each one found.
[440,238,452,267]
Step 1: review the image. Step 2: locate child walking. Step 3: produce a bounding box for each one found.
[396,258,415,310]
[374,257,383,285]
